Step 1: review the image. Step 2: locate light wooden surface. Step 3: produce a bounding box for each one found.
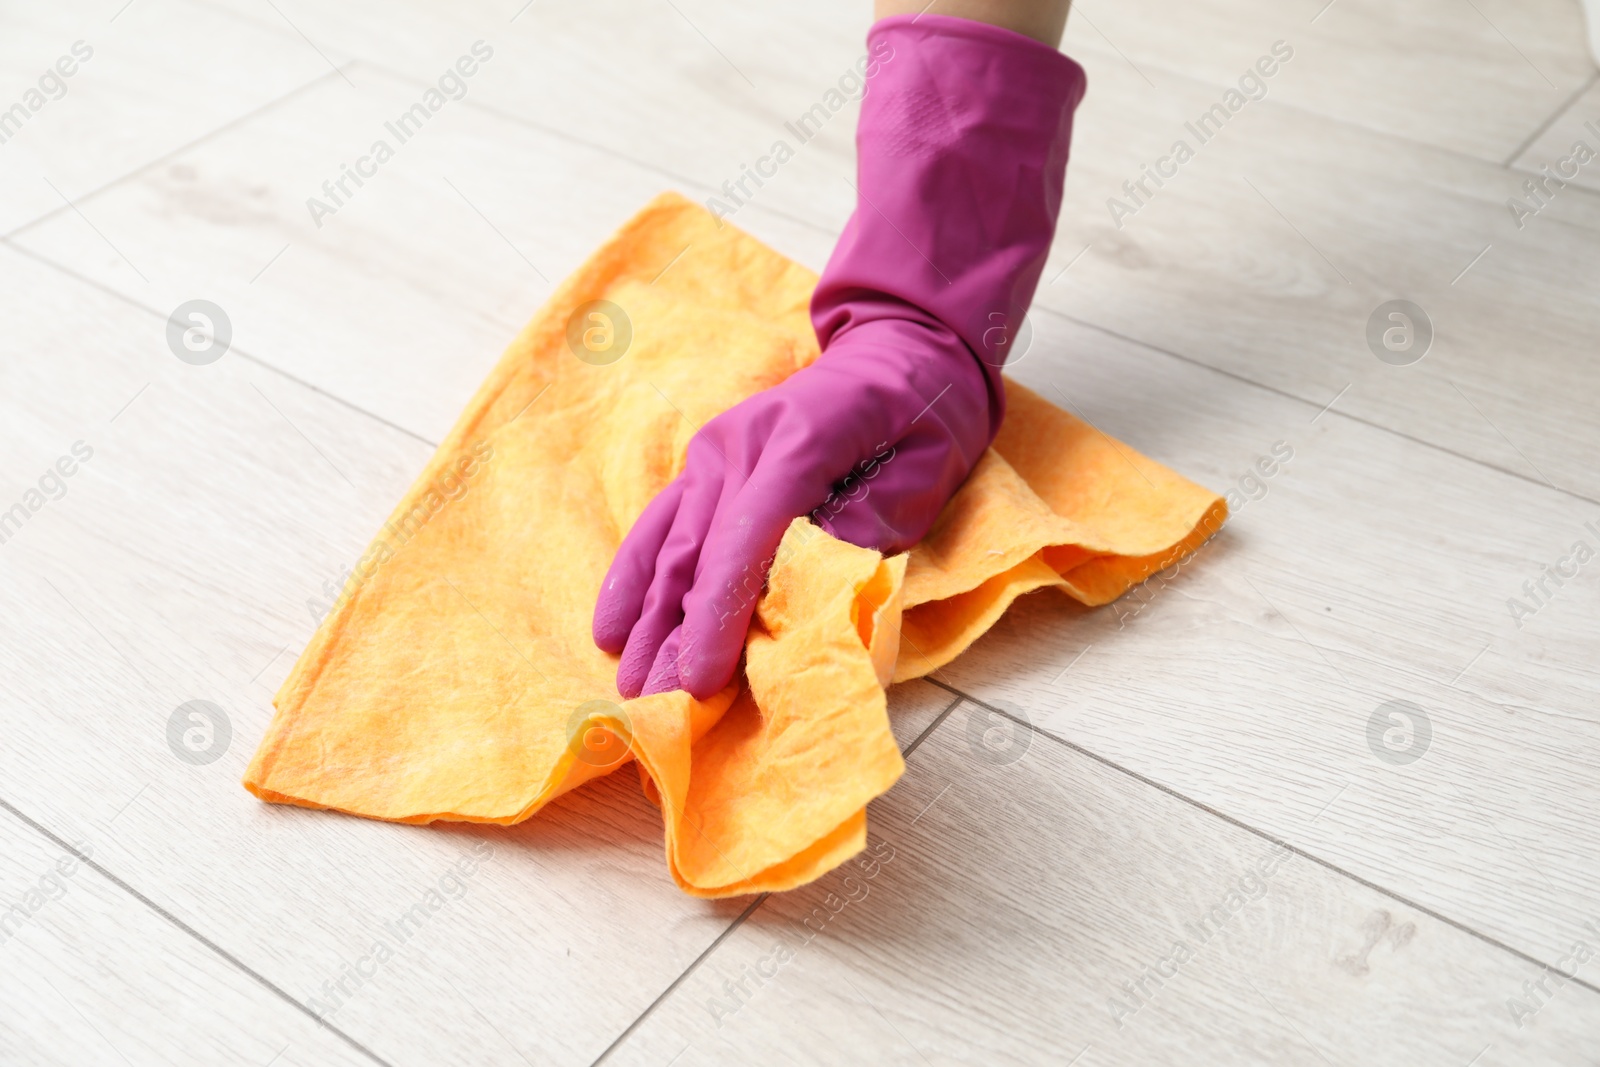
[2,0,1598,1063]
[1516,77,1600,191]
[0,1,338,236]
[608,703,1600,1066]
[0,810,375,1066]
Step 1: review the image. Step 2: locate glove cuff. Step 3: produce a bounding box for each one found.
[812,14,1087,442]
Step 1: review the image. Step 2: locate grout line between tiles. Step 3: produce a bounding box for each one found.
[0,793,396,1067]
[920,676,1600,1001]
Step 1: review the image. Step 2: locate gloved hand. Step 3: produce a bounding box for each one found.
[593,13,1087,700]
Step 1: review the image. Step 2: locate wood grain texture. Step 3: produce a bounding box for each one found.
[4,0,1598,1061]
[0,0,341,238]
[1055,0,1596,163]
[1515,77,1600,193]
[193,0,870,232]
[7,61,836,444]
[1032,44,1600,504]
[604,702,1600,1066]
[189,0,1597,191]
[0,808,374,1067]
[936,308,1600,978]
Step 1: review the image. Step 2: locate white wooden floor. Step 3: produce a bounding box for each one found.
[2,0,1598,1063]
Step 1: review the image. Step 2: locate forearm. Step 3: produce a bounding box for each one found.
[872,0,1072,46]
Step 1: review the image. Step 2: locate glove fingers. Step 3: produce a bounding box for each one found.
[639,624,685,697]
[592,475,686,653]
[676,461,829,699]
[615,466,724,698]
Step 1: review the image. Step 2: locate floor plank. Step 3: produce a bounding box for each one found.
[1056,0,1595,164]
[1031,41,1600,505]
[603,700,1600,1066]
[1514,77,1600,194]
[934,308,1600,978]
[0,806,376,1067]
[0,0,342,238]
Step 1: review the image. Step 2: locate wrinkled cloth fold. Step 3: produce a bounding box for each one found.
[243,193,1226,897]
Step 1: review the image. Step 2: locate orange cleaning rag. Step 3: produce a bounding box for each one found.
[244,193,1226,897]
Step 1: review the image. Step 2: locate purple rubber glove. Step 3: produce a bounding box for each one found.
[593,14,1086,700]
